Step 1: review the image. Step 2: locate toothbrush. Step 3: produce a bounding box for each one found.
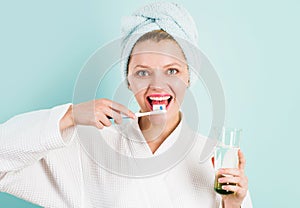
[137,104,166,116]
[133,105,167,118]
[108,104,167,119]
[135,108,166,117]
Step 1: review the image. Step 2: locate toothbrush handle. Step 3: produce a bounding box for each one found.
[135,112,151,117]
[108,110,166,120]
[107,116,131,120]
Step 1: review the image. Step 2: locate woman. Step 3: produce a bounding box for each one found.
[0,2,252,208]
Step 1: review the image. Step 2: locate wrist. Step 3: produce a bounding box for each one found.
[59,105,74,131]
[222,199,241,208]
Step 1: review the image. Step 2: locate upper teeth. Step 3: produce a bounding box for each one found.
[149,96,170,101]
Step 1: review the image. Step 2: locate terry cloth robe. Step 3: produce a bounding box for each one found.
[0,104,252,208]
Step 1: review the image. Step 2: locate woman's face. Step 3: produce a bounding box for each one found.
[127,39,189,122]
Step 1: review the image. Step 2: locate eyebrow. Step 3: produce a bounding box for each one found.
[163,63,183,68]
[133,63,183,69]
[133,64,151,69]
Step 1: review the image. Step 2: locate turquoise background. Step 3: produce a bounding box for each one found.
[1,0,299,207]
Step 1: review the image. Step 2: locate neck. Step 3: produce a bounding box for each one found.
[138,112,181,153]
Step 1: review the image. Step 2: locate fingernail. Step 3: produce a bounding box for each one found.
[131,113,136,119]
[218,178,224,183]
[222,185,228,190]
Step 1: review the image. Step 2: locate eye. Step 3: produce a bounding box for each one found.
[136,70,150,77]
[167,68,179,75]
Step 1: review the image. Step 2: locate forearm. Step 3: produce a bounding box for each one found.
[221,190,253,208]
[222,200,241,208]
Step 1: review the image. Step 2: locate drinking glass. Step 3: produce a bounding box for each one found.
[213,127,242,195]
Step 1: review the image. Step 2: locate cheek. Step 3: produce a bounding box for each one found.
[127,76,147,105]
[182,71,190,86]
[174,86,187,104]
[132,90,149,110]
[170,78,188,104]
[127,74,150,93]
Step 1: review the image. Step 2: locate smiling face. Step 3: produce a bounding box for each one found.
[127,39,189,125]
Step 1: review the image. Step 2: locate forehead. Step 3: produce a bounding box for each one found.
[130,40,187,67]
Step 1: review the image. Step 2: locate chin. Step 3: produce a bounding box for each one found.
[148,113,168,126]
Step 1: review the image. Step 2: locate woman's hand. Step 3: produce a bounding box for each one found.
[218,150,248,208]
[59,99,135,131]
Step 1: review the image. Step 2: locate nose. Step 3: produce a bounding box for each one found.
[148,70,167,90]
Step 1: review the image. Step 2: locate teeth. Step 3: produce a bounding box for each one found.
[149,96,170,101]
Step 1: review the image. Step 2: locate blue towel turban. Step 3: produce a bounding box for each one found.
[120,2,200,83]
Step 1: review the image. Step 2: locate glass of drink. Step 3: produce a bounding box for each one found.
[213,127,242,195]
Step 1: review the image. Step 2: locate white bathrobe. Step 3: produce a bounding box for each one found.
[0,104,252,208]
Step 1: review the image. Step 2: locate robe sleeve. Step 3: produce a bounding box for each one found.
[0,104,81,207]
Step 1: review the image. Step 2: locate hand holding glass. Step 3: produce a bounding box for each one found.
[214,127,242,195]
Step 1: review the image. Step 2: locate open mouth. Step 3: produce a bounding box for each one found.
[147,94,173,111]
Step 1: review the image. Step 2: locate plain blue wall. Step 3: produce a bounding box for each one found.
[1,0,299,207]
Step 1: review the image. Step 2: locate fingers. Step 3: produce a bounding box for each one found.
[219,150,248,205]
[94,120,104,129]
[71,98,143,129]
[97,112,113,127]
[221,184,248,197]
[238,149,246,170]
[217,175,248,188]
[98,99,136,119]
[217,162,248,200]
[102,107,123,124]
[218,168,240,177]
[217,172,248,201]
[92,99,135,129]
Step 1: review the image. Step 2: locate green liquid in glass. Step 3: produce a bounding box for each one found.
[214,174,235,195]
